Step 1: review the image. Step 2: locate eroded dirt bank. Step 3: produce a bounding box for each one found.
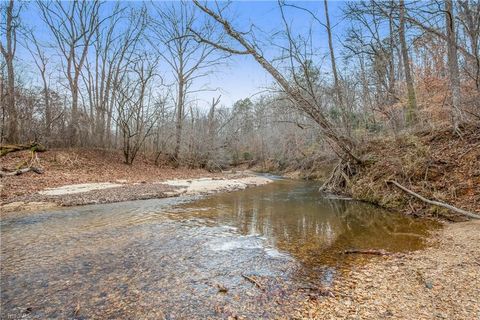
[296,219,480,319]
[349,123,480,221]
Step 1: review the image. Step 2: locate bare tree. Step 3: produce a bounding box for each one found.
[445,0,464,131]
[114,53,160,165]
[80,4,144,147]
[38,0,103,146]
[0,0,19,143]
[25,32,53,142]
[457,0,480,91]
[205,95,221,168]
[149,1,224,164]
[192,0,360,164]
[323,0,349,135]
[399,0,417,124]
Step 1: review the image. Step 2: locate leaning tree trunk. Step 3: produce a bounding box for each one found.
[193,1,360,164]
[192,1,364,194]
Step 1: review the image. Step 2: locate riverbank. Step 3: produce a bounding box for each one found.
[0,148,273,215]
[261,123,479,221]
[0,175,272,215]
[297,219,480,319]
[348,123,479,221]
[0,148,220,201]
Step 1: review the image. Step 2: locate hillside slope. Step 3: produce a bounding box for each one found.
[350,123,479,220]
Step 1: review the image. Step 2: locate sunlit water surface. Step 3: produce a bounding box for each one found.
[0,179,438,319]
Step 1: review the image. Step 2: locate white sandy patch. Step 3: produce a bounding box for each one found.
[36,176,272,197]
[163,176,272,195]
[39,182,122,196]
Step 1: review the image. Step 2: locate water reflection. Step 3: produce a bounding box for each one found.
[169,180,434,267]
[0,180,437,319]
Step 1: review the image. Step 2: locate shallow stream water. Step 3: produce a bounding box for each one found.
[0,179,437,319]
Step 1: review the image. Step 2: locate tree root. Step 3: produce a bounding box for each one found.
[320,159,359,193]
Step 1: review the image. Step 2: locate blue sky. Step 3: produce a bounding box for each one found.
[19,1,348,109]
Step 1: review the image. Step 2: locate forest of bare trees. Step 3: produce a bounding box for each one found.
[1,0,479,169]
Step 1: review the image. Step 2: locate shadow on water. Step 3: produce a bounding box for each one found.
[0,180,438,319]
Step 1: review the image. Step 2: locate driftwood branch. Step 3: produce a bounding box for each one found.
[387,180,480,220]
[242,274,265,291]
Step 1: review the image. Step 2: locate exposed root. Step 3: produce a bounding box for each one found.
[319,159,360,193]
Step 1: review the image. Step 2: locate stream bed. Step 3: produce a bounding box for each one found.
[0,179,438,319]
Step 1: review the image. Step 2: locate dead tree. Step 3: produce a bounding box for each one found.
[388,180,480,219]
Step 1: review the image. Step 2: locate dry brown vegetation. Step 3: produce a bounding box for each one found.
[348,123,480,221]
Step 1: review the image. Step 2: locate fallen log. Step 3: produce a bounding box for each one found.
[0,166,43,178]
[387,180,480,220]
[343,249,391,256]
[0,143,46,157]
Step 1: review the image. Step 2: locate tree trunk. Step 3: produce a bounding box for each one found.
[387,1,397,104]
[41,73,51,142]
[1,0,18,143]
[70,82,79,146]
[445,0,464,131]
[388,180,480,219]
[173,77,185,162]
[399,0,417,125]
[324,0,349,136]
[0,166,43,177]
